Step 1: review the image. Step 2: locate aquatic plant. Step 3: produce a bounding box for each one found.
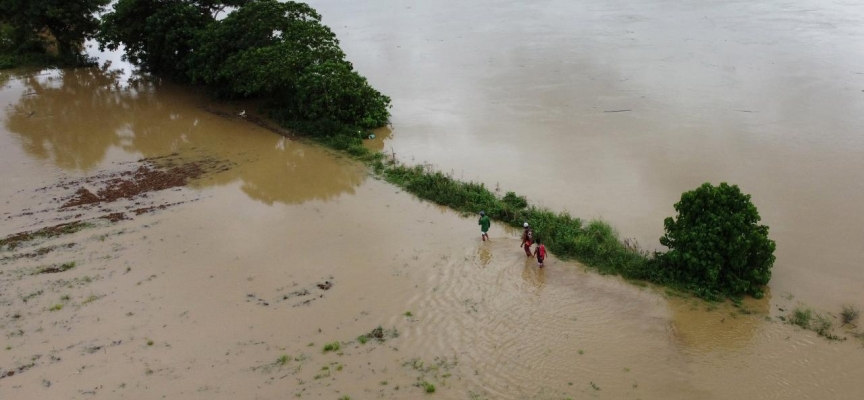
[790,307,813,329]
[276,354,290,365]
[323,341,340,353]
[789,306,843,340]
[842,305,859,325]
[419,381,435,393]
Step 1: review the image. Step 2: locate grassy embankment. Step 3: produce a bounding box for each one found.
[275,119,657,285]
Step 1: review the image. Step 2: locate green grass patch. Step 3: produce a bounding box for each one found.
[419,381,435,393]
[380,163,654,281]
[49,303,63,312]
[82,294,102,305]
[357,326,399,344]
[790,307,813,329]
[0,221,91,251]
[323,341,340,353]
[33,262,76,275]
[22,290,43,303]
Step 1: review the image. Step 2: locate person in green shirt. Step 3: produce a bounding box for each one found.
[478,211,491,242]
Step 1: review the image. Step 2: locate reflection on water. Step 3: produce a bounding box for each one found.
[1,67,367,205]
[477,246,492,267]
[669,291,770,353]
[5,66,131,171]
[521,259,546,291]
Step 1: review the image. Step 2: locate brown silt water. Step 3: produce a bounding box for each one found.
[2,0,864,398]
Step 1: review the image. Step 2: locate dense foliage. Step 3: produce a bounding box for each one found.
[656,183,775,298]
[99,0,390,128]
[0,0,109,68]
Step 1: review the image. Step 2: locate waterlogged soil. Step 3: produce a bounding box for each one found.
[2,24,864,400]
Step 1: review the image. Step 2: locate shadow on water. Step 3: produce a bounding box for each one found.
[1,66,367,206]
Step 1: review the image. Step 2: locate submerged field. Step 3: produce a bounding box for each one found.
[3,0,864,398]
[1,66,863,399]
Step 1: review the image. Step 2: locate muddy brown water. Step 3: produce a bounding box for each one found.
[1,1,864,399]
[309,0,864,313]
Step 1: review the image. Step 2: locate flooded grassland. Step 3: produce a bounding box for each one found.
[3,0,864,398]
[1,64,863,400]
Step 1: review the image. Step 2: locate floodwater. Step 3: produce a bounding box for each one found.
[310,0,864,312]
[1,1,863,399]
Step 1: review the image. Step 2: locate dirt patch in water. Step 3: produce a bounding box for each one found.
[60,157,230,209]
[0,221,90,251]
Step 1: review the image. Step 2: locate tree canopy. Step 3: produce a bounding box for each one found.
[99,0,390,129]
[0,0,109,58]
[656,182,776,298]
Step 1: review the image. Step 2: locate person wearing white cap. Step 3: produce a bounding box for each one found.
[520,222,534,257]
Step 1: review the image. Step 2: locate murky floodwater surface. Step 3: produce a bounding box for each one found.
[2,0,864,399]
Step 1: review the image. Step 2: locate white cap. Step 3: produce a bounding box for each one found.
[523,222,529,228]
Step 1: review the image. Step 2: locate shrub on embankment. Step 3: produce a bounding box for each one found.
[656,183,776,299]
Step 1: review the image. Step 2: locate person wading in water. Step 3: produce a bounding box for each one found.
[521,222,534,257]
[533,240,547,267]
[478,211,491,242]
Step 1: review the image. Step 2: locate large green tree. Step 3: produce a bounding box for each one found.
[0,0,109,57]
[657,182,776,298]
[99,0,212,79]
[99,0,390,129]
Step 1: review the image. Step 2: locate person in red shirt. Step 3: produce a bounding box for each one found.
[533,240,547,267]
[520,222,533,257]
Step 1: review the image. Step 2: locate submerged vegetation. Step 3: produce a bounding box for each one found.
[788,306,843,341]
[841,305,859,326]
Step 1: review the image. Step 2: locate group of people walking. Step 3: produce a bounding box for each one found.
[478,211,546,267]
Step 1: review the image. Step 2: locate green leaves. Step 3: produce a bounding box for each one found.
[1,0,109,64]
[657,182,775,298]
[100,0,390,128]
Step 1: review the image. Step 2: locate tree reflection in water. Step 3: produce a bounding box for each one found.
[3,66,368,205]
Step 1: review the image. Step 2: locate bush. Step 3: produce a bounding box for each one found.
[841,305,859,325]
[790,307,813,329]
[656,183,775,298]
